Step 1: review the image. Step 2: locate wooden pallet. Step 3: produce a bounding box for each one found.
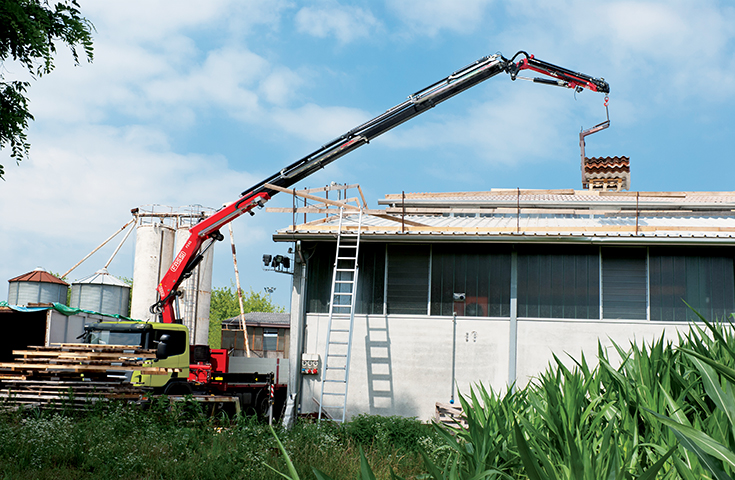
[0,344,172,409]
[434,402,467,430]
[0,378,150,408]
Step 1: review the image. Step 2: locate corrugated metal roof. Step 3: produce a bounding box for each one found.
[73,268,130,287]
[273,189,735,241]
[8,268,69,286]
[223,312,290,327]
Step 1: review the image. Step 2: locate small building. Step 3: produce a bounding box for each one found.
[221,312,290,358]
[275,188,735,421]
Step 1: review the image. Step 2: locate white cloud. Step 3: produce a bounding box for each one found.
[502,1,735,101]
[386,0,495,36]
[0,125,259,241]
[259,67,306,106]
[295,3,381,43]
[270,103,370,142]
[380,85,581,166]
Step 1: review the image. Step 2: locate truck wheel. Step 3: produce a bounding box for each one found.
[254,389,270,417]
[163,381,192,396]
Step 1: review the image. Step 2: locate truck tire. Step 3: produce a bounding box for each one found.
[163,381,192,396]
[253,389,270,417]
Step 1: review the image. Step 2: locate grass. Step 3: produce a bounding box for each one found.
[0,400,436,480]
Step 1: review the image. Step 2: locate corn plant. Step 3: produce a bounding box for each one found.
[645,314,735,480]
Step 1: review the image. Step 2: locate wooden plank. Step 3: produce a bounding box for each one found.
[13,350,156,359]
[299,184,360,194]
[434,402,467,429]
[264,183,361,211]
[0,362,180,373]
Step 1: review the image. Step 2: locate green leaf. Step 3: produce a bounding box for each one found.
[681,348,735,385]
[636,446,675,480]
[267,425,300,480]
[513,422,550,480]
[646,409,735,477]
[688,355,735,432]
[312,468,335,480]
[359,447,377,480]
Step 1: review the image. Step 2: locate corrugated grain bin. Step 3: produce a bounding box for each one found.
[7,268,69,306]
[69,268,131,316]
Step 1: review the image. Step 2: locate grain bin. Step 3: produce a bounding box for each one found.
[7,268,69,306]
[130,218,176,321]
[69,268,131,316]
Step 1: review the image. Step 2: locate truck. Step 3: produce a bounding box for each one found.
[84,51,609,418]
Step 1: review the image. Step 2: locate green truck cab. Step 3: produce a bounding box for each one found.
[83,321,190,393]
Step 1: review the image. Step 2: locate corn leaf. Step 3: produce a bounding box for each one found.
[636,446,676,480]
[645,409,735,479]
[267,425,301,480]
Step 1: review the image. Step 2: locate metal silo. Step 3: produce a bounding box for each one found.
[7,268,69,306]
[175,206,214,345]
[69,268,131,316]
[130,210,176,322]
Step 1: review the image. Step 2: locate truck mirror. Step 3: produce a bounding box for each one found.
[156,334,171,360]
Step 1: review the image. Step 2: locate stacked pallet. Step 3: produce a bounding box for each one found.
[0,344,178,409]
[434,402,467,430]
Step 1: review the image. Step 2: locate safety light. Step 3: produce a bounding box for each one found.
[262,254,272,267]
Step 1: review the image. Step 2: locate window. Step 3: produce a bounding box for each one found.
[430,244,511,317]
[386,244,430,314]
[602,248,647,320]
[263,328,279,351]
[517,245,599,319]
[305,243,334,314]
[304,242,385,314]
[649,247,735,321]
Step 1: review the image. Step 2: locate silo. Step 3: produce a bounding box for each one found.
[130,218,176,322]
[175,209,214,345]
[69,268,131,316]
[7,268,69,306]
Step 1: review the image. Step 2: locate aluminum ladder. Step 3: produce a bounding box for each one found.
[319,207,362,423]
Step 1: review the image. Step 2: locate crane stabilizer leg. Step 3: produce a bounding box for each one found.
[152,50,610,324]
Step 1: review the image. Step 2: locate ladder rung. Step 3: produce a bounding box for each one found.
[330,329,350,333]
[328,354,347,357]
[329,341,349,345]
[335,268,356,272]
[321,404,346,409]
[333,292,353,296]
[324,379,347,383]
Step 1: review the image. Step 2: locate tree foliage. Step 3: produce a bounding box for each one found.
[0,0,94,179]
[208,285,285,347]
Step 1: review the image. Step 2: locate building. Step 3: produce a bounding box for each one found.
[221,312,290,358]
[274,187,735,421]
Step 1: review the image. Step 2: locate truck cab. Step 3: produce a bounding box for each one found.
[83,321,190,392]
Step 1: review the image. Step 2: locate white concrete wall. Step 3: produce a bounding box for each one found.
[301,313,510,421]
[515,318,690,386]
[299,313,690,422]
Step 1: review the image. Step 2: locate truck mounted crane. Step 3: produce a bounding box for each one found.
[81,51,609,414]
[151,51,609,325]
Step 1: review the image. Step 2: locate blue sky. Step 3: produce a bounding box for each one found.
[1,0,734,309]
